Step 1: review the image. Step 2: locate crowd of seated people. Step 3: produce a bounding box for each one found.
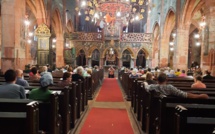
[0,64,100,100]
[121,66,214,88]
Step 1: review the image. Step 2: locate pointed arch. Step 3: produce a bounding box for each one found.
[163,9,176,37]
[101,47,119,59]
[152,22,160,67]
[136,48,149,59]
[121,47,135,59]
[182,0,205,26]
[89,48,100,58]
[26,0,37,18]
[35,0,47,24]
[52,9,63,36]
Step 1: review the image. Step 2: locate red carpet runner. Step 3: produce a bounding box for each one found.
[80,108,134,134]
[96,78,124,102]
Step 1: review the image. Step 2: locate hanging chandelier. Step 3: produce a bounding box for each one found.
[76,0,149,25]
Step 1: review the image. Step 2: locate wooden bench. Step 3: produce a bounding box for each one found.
[149,95,215,134]
[0,100,39,134]
[174,105,215,134]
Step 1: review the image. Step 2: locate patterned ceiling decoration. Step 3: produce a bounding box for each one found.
[76,0,149,24]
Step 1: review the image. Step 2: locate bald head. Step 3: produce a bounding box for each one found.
[15,69,23,78]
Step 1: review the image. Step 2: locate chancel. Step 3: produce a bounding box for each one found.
[0,0,215,134]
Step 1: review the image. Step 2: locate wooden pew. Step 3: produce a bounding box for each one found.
[0,100,39,134]
[174,105,215,134]
[36,93,61,134]
[149,96,215,134]
[26,86,73,133]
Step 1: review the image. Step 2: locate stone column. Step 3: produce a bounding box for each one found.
[55,36,65,67]
[131,59,135,68]
[202,0,215,74]
[118,58,122,68]
[99,58,104,68]
[88,58,91,67]
[159,34,169,68]
[173,27,189,70]
[1,0,26,72]
[146,58,152,68]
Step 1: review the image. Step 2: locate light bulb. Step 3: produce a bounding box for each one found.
[78,11,81,16]
[169,42,174,46]
[200,22,206,27]
[94,13,99,18]
[194,34,200,39]
[52,45,55,48]
[116,11,121,17]
[27,40,32,44]
[196,42,200,46]
[81,1,86,7]
[53,39,57,43]
[28,32,33,37]
[65,43,69,47]
[135,16,139,20]
[172,33,176,37]
[24,20,30,26]
[170,47,174,51]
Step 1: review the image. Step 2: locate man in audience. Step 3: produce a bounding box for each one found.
[147,73,208,99]
[0,69,26,99]
[191,75,206,88]
[15,69,29,87]
[72,66,84,81]
[29,71,53,101]
[29,67,41,81]
[203,70,213,79]
[57,72,72,87]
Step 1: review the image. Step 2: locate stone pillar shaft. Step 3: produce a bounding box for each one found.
[159,34,169,67]
[173,28,189,70]
[55,37,65,67]
[1,0,26,72]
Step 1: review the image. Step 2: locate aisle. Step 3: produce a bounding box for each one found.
[96,78,124,102]
[76,78,136,134]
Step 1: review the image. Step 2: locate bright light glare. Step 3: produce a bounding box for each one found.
[53,39,57,43]
[24,20,30,26]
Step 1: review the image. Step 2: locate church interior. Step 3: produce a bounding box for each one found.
[0,0,215,134]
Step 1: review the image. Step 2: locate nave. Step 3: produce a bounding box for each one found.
[74,78,138,134]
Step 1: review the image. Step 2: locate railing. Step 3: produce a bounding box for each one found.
[69,32,103,42]
[69,32,153,43]
[121,33,153,43]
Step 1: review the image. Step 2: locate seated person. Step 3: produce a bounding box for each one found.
[175,69,181,76]
[108,66,115,78]
[191,75,206,88]
[168,70,176,78]
[29,67,41,81]
[179,70,187,77]
[72,66,84,81]
[145,72,156,85]
[203,70,213,79]
[67,67,74,74]
[29,72,53,101]
[0,69,26,99]
[15,69,29,87]
[147,73,208,99]
[130,70,139,78]
[57,72,72,87]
